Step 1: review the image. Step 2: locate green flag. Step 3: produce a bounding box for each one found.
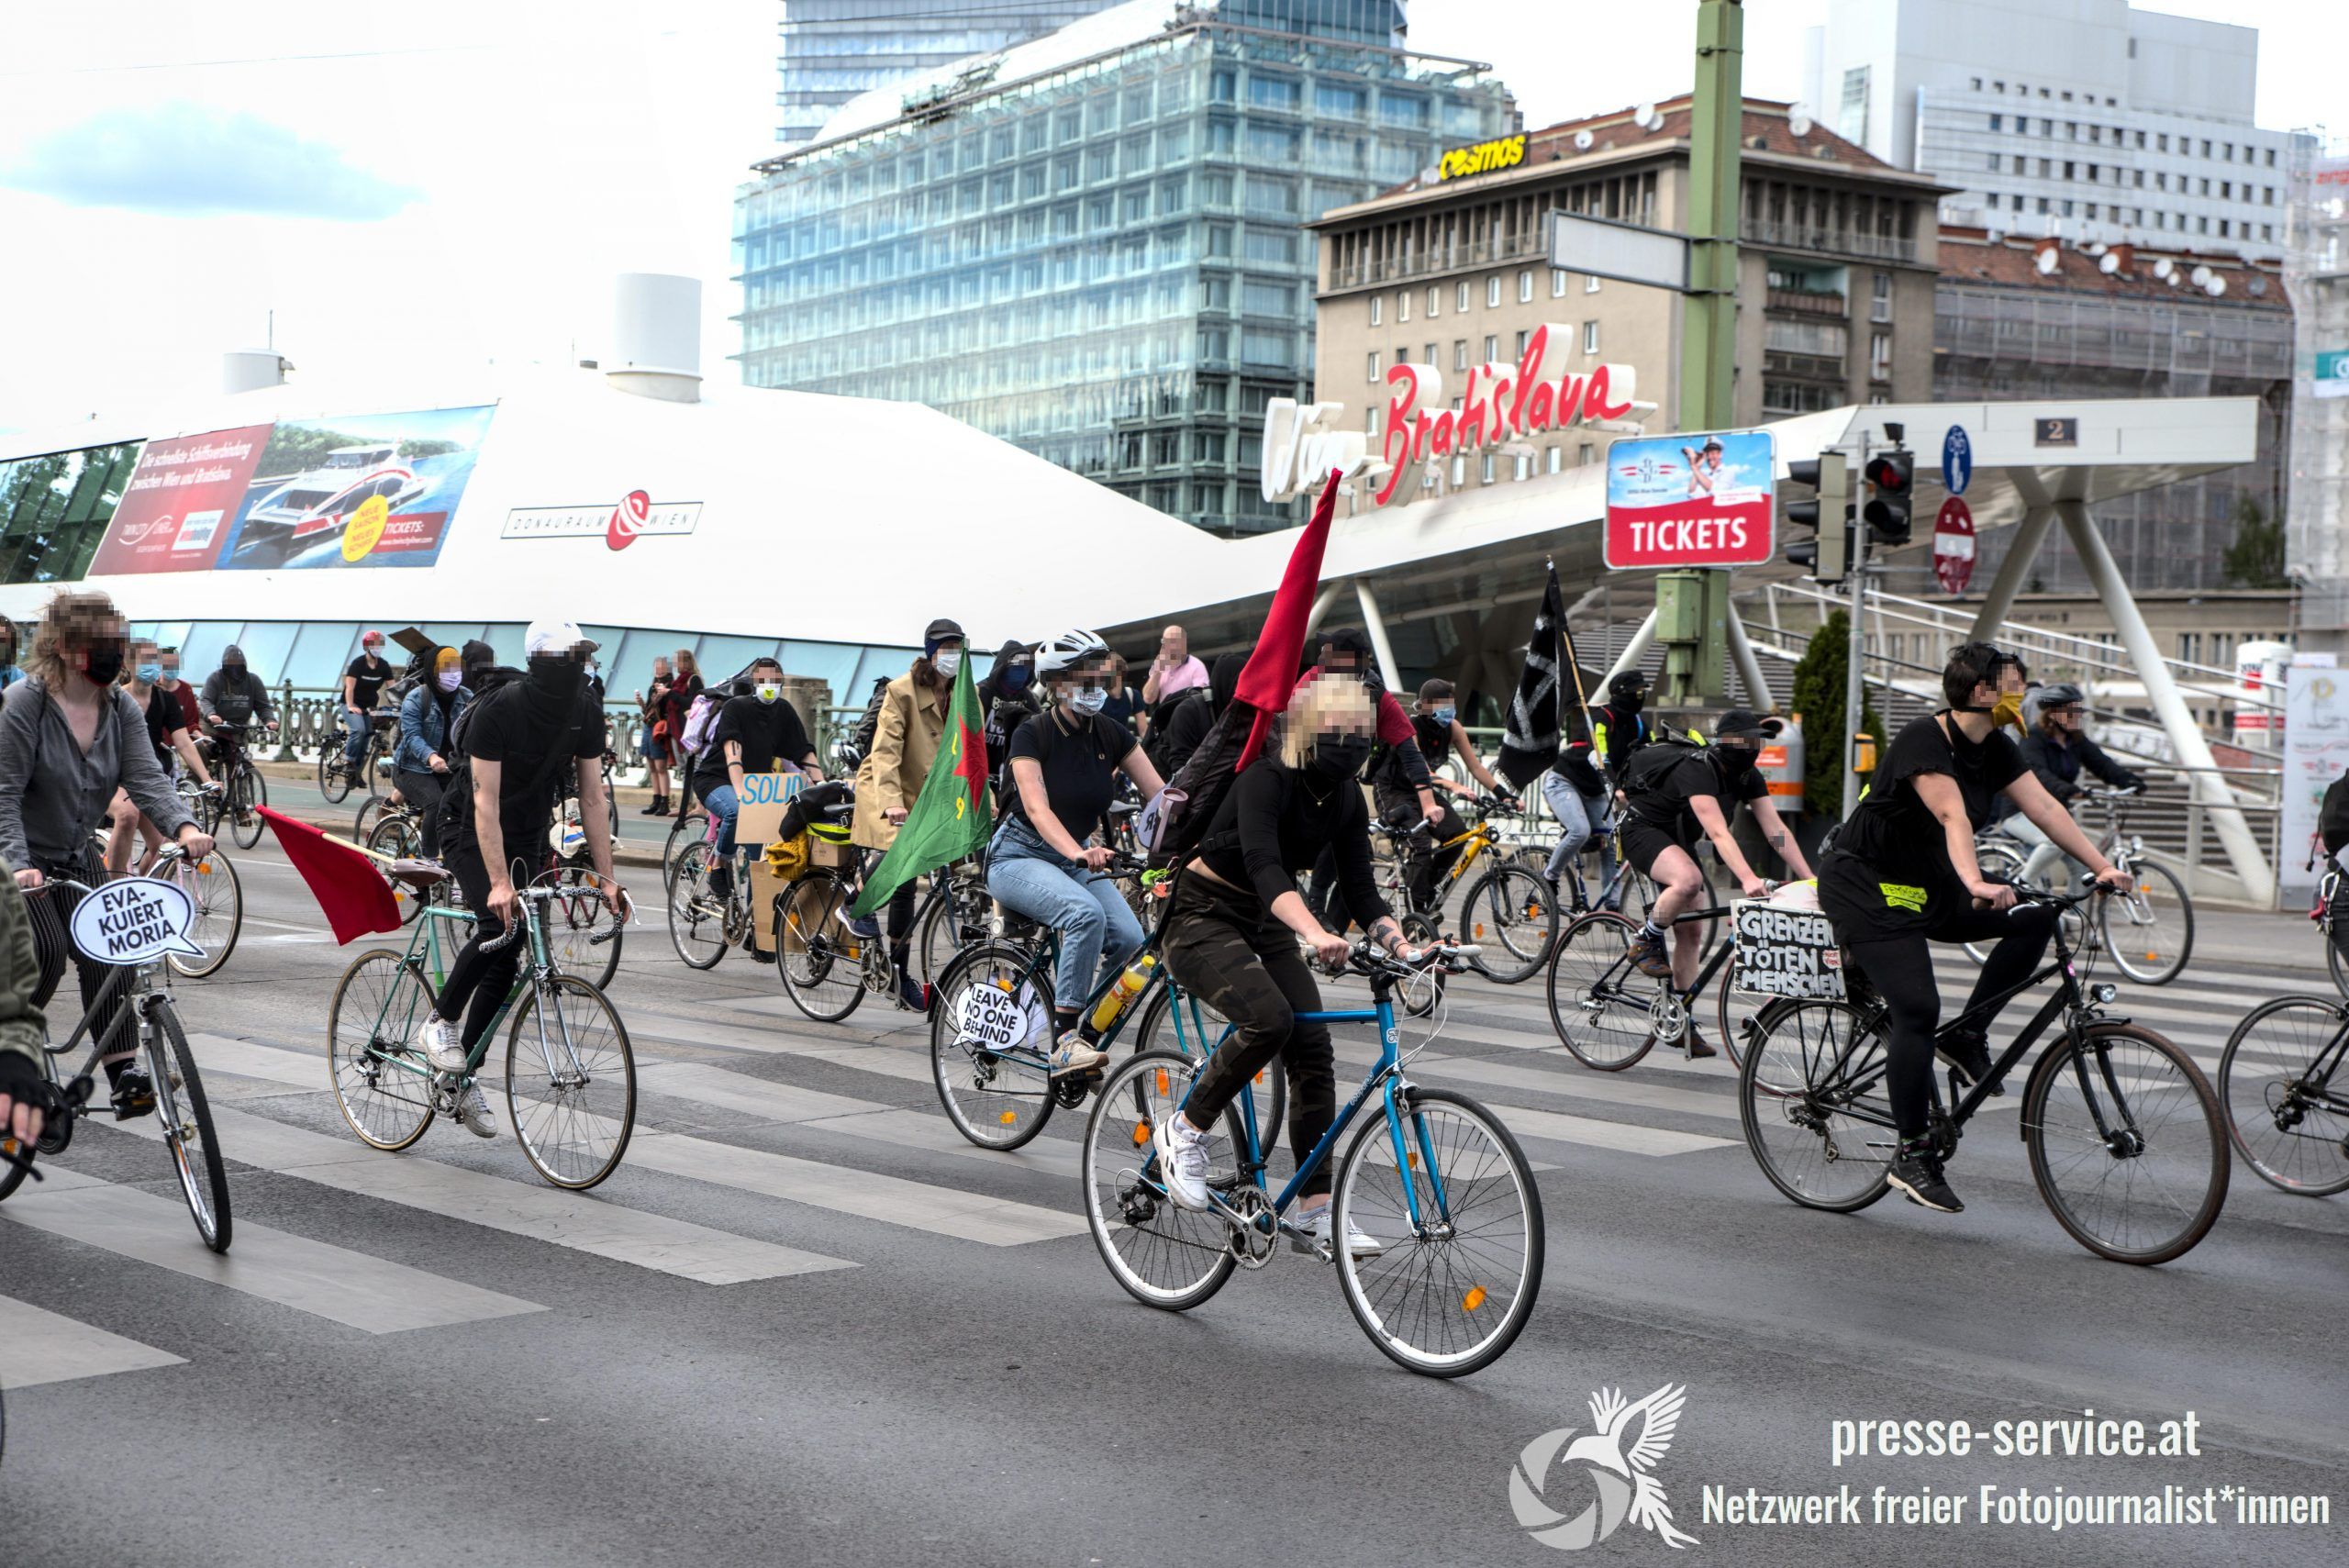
[850,657,992,917]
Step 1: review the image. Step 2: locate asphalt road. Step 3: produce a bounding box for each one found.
[3,837,2344,1567]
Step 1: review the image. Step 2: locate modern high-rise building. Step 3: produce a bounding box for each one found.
[1802,0,2293,259]
[734,0,1513,535]
[773,1,1128,150]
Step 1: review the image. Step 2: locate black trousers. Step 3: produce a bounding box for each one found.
[395,769,451,858]
[1374,788,1466,914]
[1160,874,1339,1198]
[26,853,136,1080]
[432,840,523,1051]
[1843,903,2057,1140]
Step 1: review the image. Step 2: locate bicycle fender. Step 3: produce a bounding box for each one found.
[2014,1018,2142,1142]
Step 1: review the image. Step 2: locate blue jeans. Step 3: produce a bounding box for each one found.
[703,783,740,860]
[987,820,1143,1011]
[1542,768,1619,897]
[340,708,371,768]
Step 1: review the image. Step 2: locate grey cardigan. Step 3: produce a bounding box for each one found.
[0,677,195,871]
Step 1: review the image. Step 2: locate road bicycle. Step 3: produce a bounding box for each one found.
[0,847,233,1251]
[201,721,268,850]
[1967,787,2191,984]
[1082,941,1543,1377]
[2304,858,2349,1001]
[2217,990,2349,1195]
[1738,882,2229,1265]
[317,708,398,805]
[325,868,636,1188]
[662,802,711,886]
[1361,795,1557,984]
[363,796,436,926]
[1545,885,1773,1071]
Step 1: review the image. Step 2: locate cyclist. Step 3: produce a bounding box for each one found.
[200,643,276,820]
[693,657,822,905]
[105,638,217,876]
[1818,643,2130,1215]
[1,591,212,1119]
[977,639,1042,801]
[395,647,470,860]
[1303,628,1440,937]
[339,630,395,782]
[156,645,203,744]
[1542,702,1620,907]
[2002,682,2144,891]
[986,628,1164,1074]
[1589,669,1653,789]
[1620,710,1811,1058]
[850,617,966,1011]
[1152,672,1419,1260]
[1377,678,1519,914]
[415,620,621,1137]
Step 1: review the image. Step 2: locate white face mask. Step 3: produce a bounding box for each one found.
[1067,685,1108,717]
[932,647,962,678]
[754,681,782,706]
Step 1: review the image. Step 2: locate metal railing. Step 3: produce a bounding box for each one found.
[1741,217,1917,263]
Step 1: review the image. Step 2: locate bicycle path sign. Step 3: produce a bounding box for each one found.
[70,877,206,966]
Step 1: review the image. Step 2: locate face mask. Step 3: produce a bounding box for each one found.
[83,642,126,686]
[159,668,178,686]
[1001,665,1031,694]
[932,647,962,679]
[754,681,782,705]
[437,670,462,694]
[223,660,245,676]
[1309,734,1373,782]
[135,662,163,685]
[1714,744,1759,778]
[584,662,600,684]
[1067,685,1108,717]
[525,654,586,703]
[1990,693,2025,729]
[1431,705,1456,726]
[363,645,384,660]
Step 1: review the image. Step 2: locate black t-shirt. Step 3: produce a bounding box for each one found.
[694,695,813,795]
[347,654,393,710]
[1199,760,1389,924]
[455,682,606,854]
[1005,709,1136,844]
[1822,712,2027,934]
[1372,712,1447,797]
[143,687,184,767]
[1622,747,1767,838]
[983,689,1043,781]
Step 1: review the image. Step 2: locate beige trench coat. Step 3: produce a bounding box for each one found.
[852,669,952,851]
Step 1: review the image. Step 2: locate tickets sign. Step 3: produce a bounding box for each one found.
[69,876,205,966]
[1602,429,1776,569]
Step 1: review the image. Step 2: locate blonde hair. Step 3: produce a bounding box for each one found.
[1279,673,1375,769]
[27,589,120,688]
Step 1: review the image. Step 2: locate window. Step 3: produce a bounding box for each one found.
[2201,139,2211,157]
[1428,285,1441,317]
[1397,290,1409,323]
[1453,339,1467,371]
[1479,453,1496,484]
[2157,133,2168,152]
[1551,268,1567,297]
[1482,334,1498,361]
[1486,276,1500,307]
[1395,345,1407,370]
[1514,328,1530,357]
[1869,331,1891,381]
[1547,446,1563,474]
[2014,154,2027,172]
[1988,113,2001,131]
[1582,320,1599,354]
[1456,281,1470,312]
[1425,342,1437,365]
[1513,451,1531,482]
[1369,295,1382,327]
[1316,83,1365,117]
[1987,152,2002,172]
[2176,632,2201,664]
[1518,269,1533,303]
[1585,272,1601,294]
[1871,272,1892,323]
[1365,351,1380,382]
[1242,279,1292,316]
[1249,75,1300,112]
[1838,65,1869,144]
[1578,442,1595,466]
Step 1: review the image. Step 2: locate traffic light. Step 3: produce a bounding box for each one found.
[1863,448,1915,546]
[1784,451,1850,583]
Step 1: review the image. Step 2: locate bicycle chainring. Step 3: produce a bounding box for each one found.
[1052,1072,1096,1109]
[1224,1186,1278,1269]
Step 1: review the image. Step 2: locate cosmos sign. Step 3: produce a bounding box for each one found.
[501,492,702,551]
[1438,134,1527,181]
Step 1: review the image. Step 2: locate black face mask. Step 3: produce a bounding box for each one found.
[526,654,586,703]
[83,642,126,686]
[1714,744,1759,779]
[1308,734,1373,783]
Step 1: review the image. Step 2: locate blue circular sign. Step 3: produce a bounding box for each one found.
[1942,426,1972,496]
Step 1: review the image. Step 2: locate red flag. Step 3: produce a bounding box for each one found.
[254,806,402,944]
[1233,468,1343,769]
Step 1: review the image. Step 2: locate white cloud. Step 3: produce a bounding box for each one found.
[0,101,419,218]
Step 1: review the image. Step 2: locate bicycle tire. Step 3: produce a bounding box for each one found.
[2022,1022,2228,1264]
[231,762,265,849]
[166,851,242,979]
[662,809,707,887]
[929,940,1057,1150]
[1711,963,1763,1073]
[665,842,729,970]
[1457,864,1557,984]
[1080,1050,1244,1312]
[1544,911,1659,1071]
[1737,997,1896,1212]
[775,872,868,1024]
[1331,1085,1544,1377]
[1960,843,2032,964]
[505,973,636,1190]
[149,1001,231,1252]
[327,950,439,1151]
[2100,861,2193,986]
[317,745,350,805]
[2216,995,2349,1196]
[1131,983,1286,1162]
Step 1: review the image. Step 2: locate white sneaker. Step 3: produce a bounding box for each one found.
[417,1014,467,1073]
[1290,1206,1384,1261]
[454,1081,499,1140]
[1047,1031,1108,1077]
[1153,1111,1213,1210]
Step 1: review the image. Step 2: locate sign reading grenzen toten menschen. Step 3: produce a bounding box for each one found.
[1730,901,1847,1001]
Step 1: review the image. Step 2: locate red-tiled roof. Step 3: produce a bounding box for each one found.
[1937,226,2287,304]
[1525,95,1899,173]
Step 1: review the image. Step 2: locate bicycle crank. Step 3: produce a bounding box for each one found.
[1215,1185,1278,1269]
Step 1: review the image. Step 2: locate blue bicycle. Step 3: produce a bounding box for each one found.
[1081,942,1545,1377]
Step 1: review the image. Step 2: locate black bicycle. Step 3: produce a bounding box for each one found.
[318,708,398,804]
[1546,889,1769,1071]
[1737,883,2229,1265]
[203,721,269,849]
[2218,992,2349,1195]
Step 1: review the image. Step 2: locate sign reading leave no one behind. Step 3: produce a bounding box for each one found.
[69,877,206,966]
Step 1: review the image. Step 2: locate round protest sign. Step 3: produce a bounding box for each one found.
[952,980,1041,1053]
[69,876,206,967]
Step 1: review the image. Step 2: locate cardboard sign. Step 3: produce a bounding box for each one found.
[950,977,1048,1055]
[70,877,206,966]
[739,771,807,954]
[1730,900,1846,1001]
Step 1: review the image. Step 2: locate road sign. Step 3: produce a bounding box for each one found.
[1547,211,1689,293]
[1932,496,1976,595]
[2317,348,2349,399]
[1942,425,1972,495]
[1603,429,1776,569]
[2034,417,2078,448]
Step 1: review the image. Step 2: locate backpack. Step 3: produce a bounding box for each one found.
[679,690,726,757]
[1138,699,1258,868]
[1619,731,1708,800]
[1143,685,1210,775]
[2322,772,2349,856]
[841,675,892,771]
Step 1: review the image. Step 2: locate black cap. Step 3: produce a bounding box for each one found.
[1715,708,1782,741]
[924,617,964,646]
[1607,670,1647,703]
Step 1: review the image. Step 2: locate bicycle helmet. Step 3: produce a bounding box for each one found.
[1034,628,1110,676]
[2036,682,2085,710]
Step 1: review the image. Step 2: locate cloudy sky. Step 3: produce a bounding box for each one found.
[0,0,2335,437]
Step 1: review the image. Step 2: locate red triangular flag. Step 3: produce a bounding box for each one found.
[1233,468,1343,770]
[254,806,402,944]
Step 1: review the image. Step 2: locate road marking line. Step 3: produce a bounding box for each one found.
[0,1294,184,1391]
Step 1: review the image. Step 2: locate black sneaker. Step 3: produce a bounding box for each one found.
[1681,1023,1717,1061]
[707,862,734,902]
[110,1067,156,1121]
[896,974,930,1013]
[1936,1029,2003,1097]
[1887,1147,1964,1213]
[1626,928,1672,979]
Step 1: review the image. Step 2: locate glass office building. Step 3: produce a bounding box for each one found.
[734,1,1514,534]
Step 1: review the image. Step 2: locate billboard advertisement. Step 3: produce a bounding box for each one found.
[215,406,496,571]
[85,425,275,575]
[1603,428,1776,569]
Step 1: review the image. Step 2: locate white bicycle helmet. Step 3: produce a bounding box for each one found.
[1034,628,1110,676]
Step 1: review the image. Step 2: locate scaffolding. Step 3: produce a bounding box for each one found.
[2285,128,2349,642]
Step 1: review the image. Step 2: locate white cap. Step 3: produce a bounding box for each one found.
[524,618,589,658]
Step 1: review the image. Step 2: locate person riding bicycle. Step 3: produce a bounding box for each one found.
[415,620,622,1139]
[1589,669,1653,790]
[851,617,967,1012]
[1620,709,1812,1059]
[694,657,821,905]
[1303,629,1441,937]
[977,639,1042,802]
[1,853,48,1155]
[339,630,396,781]
[1818,643,2130,1215]
[1375,678,1519,914]
[395,648,470,860]
[985,628,1164,1075]
[1152,672,1420,1261]
[0,592,213,1120]
[105,638,217,877]
[1998,682,2144,891]
[200,643,276,820]
[157,645,203,746]
[1542,687,1621,907]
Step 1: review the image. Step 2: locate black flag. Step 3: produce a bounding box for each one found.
[1497,565,1591,791]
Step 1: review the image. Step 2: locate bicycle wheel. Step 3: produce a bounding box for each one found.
[167,851,241,979]
[1458,864,1557,984]
[1737,998,1896,1212]
[504,973,636,1190]
[775,872,868,1024]
[0,1050,55,1204]
[1331,1085,1543,1377]
[1544,912,1659,1071]
[147,1002,231,1252]
[2023,1023,2228,1264]
[662,809,707,887]
[317,744,348,804]
[1080,1050,1243,1312]
[665,842,729,970]
[915,868,991,988]
[2099,862,2193,986]
[367,814,432,927]
[929,941,1057,1150]
[327,950,439,1151]
[541,868,623,990]
[1711,964,1765,1073]
[1960,843,2032,963]
[231,762,265,849]
[2218,996,2349,1195]
[1131,983,1286,1162]
[352,793,385,842]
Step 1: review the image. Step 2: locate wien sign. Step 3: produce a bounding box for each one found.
[1262,322,1637,509]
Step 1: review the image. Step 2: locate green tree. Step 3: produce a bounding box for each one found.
[2221,495,2286,589]
[1789,608,1887,819]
